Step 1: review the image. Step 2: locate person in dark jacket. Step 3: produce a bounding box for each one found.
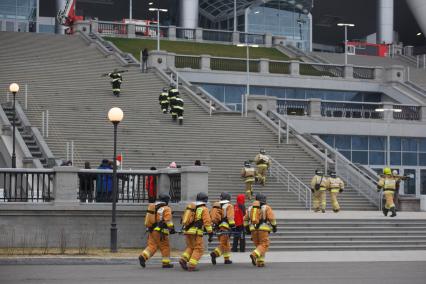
[146,167,157,203]
[232,194,246,252]
[79,161,96,202]
[141,48,149,73]
[96,159,113,202]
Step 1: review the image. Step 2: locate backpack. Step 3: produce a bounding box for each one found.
[210,202,223,225]
[181,202,197,227]
[249,201,264,225]
[144,203,157,228]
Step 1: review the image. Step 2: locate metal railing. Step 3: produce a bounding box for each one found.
[240,33,265,45]
[168,173,181,203]
[0,169,54,202]
[269,157,311,209]
[299,62,343,77]
[176,28,196,40]
[277,99,310,116]
[175,55,201,69]
[353,67,376,79]
[269,60,290,74]
[202,29,233,42]
[211,57,259,72]
[77,170,180,203]
[393,105,421,121]
[97,22,128,36]
[321,101,383,119]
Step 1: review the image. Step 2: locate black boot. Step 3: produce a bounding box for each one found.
[390,207,397,217]
[210,252,217,265]
[138,255,146,268]
[224,259,233,264]
[240,236,246,252]
[382,208,389,217]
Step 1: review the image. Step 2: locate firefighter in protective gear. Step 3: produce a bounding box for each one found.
[173,96,184,125]
[168,84,179,120]
[159,87,170,114]
[254,149,271,186]
[241,161,256,200]
[325,171,344,213]
[377,167,398,217]
[210,192,235,265]
[108,69,123,97]
[310,169,327,213]
[244,193,276,267]
[179,192,213,272]
[139,193,176,268]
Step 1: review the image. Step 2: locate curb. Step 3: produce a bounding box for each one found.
[0,257,180,265]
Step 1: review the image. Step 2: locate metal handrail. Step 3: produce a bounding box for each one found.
[269,157,312,210]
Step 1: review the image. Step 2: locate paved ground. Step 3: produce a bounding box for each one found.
[1,262,425,284]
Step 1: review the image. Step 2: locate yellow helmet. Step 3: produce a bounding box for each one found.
[383,167,391,175]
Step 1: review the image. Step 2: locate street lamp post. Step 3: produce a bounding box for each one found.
[375,107,402,167]
[108,107,124,253]
[337,23,355,65]
[237,42,258,117]
[149,8,168,51]
[9,83,19,168]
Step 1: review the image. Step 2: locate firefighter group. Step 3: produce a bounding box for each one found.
[139,191,276,271]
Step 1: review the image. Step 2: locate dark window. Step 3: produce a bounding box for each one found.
[402,152,417,166]
[369,136,385,151]
[390,152,401,166]
[335,136,351,150]
[369,151,385,165]
[402,138,417,152]
[352,136,368,150]
[352,151,368,164]
[390,137,401,151]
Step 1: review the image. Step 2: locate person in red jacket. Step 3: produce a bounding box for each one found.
[146,167,157,203]
[232,194,246,252]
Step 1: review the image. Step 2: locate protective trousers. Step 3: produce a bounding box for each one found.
[181,235,204,269]
[176,109,184,122]
[256,164,268,185]
[251,230,269,266]
[140,231,171,265]
[384,191,395,209]
[213,234,231,260]
[313,190,326,211]
[245,179,254,200]
[112,81,121,95]
[161,102,169,113]
[330,190,340,211]
[232,226,245,252]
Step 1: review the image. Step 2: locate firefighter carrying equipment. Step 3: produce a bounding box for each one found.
[172,97,184,124]
[180,201,213,271]
[244,200,277,267]
[241,165,256,200]
[168,87,179,118]
[377,174,398,217]
[140,201,175,268]
[310,174,327,212]
[210,199,235,265]
[159,91,169,114]
[325,176,344,212]
[254,153,271,186]
[108,71,123,97]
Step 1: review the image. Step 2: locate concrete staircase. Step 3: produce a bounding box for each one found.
[209,218,426,251]
[0,31,377,211]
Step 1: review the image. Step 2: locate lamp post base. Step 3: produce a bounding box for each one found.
[110,224,117,253]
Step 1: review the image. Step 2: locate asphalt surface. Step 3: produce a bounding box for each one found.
[1,262,425,284]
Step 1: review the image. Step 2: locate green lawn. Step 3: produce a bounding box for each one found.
[105,37,291,61]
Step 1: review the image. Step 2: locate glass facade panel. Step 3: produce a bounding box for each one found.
[404,169,416,195]
[335,136,351,150]
[390,137,401,151]
[320,135,334,147]
[224,85,245,104]
[352,151,368,164]
[419,153,426,166]
[402,138,417,152]
[352,136,368,150]
[251,86,266,96]
[402,152,417,166]
[390,152,401,166]
[419,138,426,152]
[369,136,385,151]
[421,170,426,195]
[369,151,385,165]
[340,151,351,160]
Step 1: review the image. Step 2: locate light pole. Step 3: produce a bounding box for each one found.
[237,43,258,117]
[9,83,19,168]
[233,0,237,32]
[108,107,124,253]
[149,7,168,51]
[337,23,355,65]
[375,107,402,167]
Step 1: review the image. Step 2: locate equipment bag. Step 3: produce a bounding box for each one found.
[243,168,256,177]
[181,202,197,227]
[210,202,223,225]
[249,201,262,225]
[144,203,157,228]
[314,176,323,190]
